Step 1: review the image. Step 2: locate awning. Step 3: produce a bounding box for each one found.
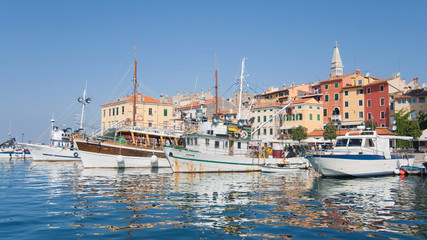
[280,125,298,130]
[340,121,364,126]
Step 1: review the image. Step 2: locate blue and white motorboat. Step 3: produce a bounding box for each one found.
[305,130,414,177]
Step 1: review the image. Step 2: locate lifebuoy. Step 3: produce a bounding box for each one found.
[137,115,143,121]
[74,152,79,158]
[125,119,131,126]
[240,130,248,139]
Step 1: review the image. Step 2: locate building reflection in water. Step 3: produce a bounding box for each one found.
[65,166,426,239]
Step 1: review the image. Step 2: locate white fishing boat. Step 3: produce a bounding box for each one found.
[305,129,414,177]
[164,58,296,173]
[23,86,91,162]
[24,122,81,162]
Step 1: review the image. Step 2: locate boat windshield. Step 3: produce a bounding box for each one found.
[348,138,362,147]
[335,139,347,147]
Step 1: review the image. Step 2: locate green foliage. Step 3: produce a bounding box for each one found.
[290,125,307,142]
[323,123,337,141]
[394,108,422,147]
[416,111,427,130]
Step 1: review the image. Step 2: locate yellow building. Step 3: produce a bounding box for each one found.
[282,98,323,134]
[101,93,174,131]
[342,85,365,128]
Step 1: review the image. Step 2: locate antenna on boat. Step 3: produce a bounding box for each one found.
[77,81,91,132]
[238,58,246,120]
[133,42,137,127]
[215,52,219,115]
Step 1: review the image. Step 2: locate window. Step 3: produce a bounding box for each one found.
[367,88,371,94]
[379,85,384,92]
[237,142,241,149]
[344,91,348,96]
[344,101,348,107]
[345,112,349,119]
[367,112,372,120]
[380,98,385,106]
[336,139,347,147]
[317,114,320,121]
[215,141,219,148]
[359,100,363,106]
[348,139,362,146]
[164,109,168,116]
[335,82,339,88]
[270,128,273,135]
[263,129,267,135]
[325,84,329,90]
[263,116,267,122]
[366,139,375,147]
[367,99,371,107]
[116,107,119,116]
[148,122,153,128]
[357,79,362,85]
[357,89,364,94]
[309,113,313,120]
[112,108,115,116]
[309,106,312,109]
[359,111,363,118]
[122,106,125,115]
[324,109,327,117]
[298,113,303,120]
[205,139,209,146]
[325,94,329,102]
[257,116,260,122]
[420,97,425,103]
[334,93,339,101]
[380,111,385,119]
[103,109,106,117]
[149,108,153,115]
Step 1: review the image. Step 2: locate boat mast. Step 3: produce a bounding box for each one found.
[238,58,246,120]
[215,52,219,114]
[77,81,91,131]
[133,43,137,127]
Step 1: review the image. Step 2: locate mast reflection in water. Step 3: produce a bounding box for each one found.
[0,160,426,239]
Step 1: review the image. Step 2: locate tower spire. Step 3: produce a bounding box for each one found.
[330,41,343,76]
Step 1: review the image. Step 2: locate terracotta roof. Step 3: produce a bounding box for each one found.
[178,98,216,109]
[292,99,311,104]
[307,128,396,137]
[252,101,282,110]
[363,79,389,87]
[102,93,170,106]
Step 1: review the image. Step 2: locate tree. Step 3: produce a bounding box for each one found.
[416,110,427,130]
[394,108,422,147]
[323,123,337,142]
[290,125,307,143]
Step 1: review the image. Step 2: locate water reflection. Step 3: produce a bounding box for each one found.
[2,159,425,239]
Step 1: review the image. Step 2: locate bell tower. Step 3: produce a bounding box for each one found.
[330,41,343,76]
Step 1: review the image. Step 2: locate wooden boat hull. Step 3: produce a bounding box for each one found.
[75,139,169,168]
[163,146,261,173]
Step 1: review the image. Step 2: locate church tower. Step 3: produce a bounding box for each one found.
[330,41,343,76]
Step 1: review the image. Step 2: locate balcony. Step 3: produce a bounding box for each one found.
[330,114,341,121]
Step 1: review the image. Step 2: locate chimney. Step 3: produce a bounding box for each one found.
[393,73,396,79]
[208,89,211,94]
[413,77,418,85]
[356,69,360,75]
[201,89,204,94]
[283,84,286,89]
[177,90,180,95]
[191,92,193,97]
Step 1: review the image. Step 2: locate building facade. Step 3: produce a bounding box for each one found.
[101,93,174,131]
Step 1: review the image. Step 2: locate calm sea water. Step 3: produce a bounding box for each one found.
[0,159,426,240]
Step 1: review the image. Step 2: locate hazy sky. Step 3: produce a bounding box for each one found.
[1,0,426,143]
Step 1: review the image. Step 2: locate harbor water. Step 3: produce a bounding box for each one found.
[0,159,426,239]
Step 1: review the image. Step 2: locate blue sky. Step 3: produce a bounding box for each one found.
[1,0,426,143]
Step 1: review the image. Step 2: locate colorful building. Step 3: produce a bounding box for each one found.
[101,93,174,131]
[281,98,324,134]
[363,79,390,127]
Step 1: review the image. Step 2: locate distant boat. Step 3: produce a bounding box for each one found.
[0,137,30,159]
[305,130,414,177]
